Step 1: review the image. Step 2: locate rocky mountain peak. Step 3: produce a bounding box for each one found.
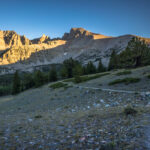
[62,27,110,40]
[31,34,50,44]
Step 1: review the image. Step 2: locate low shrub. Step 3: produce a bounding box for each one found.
[116,70,132,76]
[49,82,68,89]
[74,75,82,83]
[147,75,150,79]
[100,142,115,150]
[34,115,42,119]
[123,106,137,116]
[109,77,140,85]
[64,72,110,83]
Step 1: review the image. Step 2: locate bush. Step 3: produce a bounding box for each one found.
[109,77,140,85]
[116,70,132,76]
[49,82,68,89]
[74,75,82,83]
[64,72,110,83]
[147,75,150,79]
[123,106,137,116]
[100,142,115,150]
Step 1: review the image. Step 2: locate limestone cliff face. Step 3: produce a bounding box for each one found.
[0,40,66,65]
[0,30,31,50]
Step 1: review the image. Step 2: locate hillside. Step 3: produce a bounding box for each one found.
[0,66,150,149]
[0,28,150,75]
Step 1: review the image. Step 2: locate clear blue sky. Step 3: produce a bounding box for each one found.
[0,0,150,39]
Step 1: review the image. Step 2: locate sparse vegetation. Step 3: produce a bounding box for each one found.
[65,72,110,83]
[34,115,42,119]
[123,106,137,116]
[109,77,140,85]
[49,82,68,89]
[116,70,132,76]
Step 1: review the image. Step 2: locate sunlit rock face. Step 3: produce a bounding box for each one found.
[31,34,50,44]
[0,30,31,50]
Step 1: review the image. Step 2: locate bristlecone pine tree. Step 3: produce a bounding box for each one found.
[12,71,21,94]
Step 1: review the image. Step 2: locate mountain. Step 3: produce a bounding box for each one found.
[0,28,150,75]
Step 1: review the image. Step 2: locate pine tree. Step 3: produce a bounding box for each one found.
[73,64,83,77]
[49,67,57,82]
[62,58,80,78]
[61,66,68,78]
[12,71,21,94]
[34,70,44,87]
[86,61,96,74]
[108,49,118,70]
[97,59,106,72]
[23,73,35,90]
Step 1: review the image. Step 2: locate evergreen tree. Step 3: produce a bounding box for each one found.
[73,64,83,77]
[86,61,96,74]
[117,37,150,68]
[23,73,35,90]
[49,67,57,82]
[97,59,106,72]
[61,58,80,78]
[34,70,44,87]
[12,71,21,94]
[61,66,68,78]
[108,49,118,70]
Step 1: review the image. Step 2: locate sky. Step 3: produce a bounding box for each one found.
[0,0,150,39]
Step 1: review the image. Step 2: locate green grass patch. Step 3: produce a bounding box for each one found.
[49,82,68,89]
[64,72,110,83]
[109,77,140,85]
[116,70,132,76]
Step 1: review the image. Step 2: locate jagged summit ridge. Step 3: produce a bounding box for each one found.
[0,30,31,50]
[31,34,50,44]
[62,27,111,40]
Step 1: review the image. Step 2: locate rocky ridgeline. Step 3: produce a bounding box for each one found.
[0,30,31,50]
[0,28,150,74]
